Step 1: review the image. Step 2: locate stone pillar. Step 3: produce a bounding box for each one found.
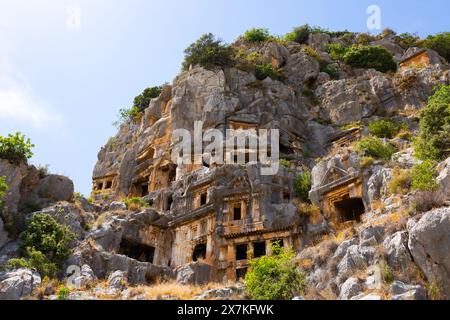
[226,243,235,281]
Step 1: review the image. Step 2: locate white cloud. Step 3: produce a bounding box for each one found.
[0,39,63,129]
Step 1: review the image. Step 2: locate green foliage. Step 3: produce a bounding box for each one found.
[379,260,394,285]
[133,86,162,112]
[123,197,149,211]
[254,63,279,80]
[360,156,374,168]
[393,32,421,49]
[355,136,395,160]
[284,24,312,44]
[3,258,30,270]
[113,106,142,127]
[415,85,450,161]
[243,28,271,42]
[320,64,339,80]
[0,176,8,213]
[344,45,397,73]
[182,33,234,71]
[368,119,399,138]
[279,159,291,168]
[303,46,323,63]
[423,32,450,62]
[388,167,411,195]
[294,170,312,203]
[410,160,438,192]
[356,33,376,45]
[244,243,307,300]
[326,43,349,61]
[18,213,75,277]
[302,89,319,106]
[57,286,70,300]
[0,132,35,164]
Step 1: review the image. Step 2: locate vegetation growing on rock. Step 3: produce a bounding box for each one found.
[182,33,234,71]
[355,136,396,160]
[344,45,397,73]
[0,132,34,165]
[4,214,75,277]
[414,85,450,161]
[245,244,307,300]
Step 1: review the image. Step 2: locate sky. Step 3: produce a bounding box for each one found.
[0,0,449,196]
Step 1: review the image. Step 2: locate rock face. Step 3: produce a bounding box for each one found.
[0,268,41,300]
[175,262,212,285]
[408,208,450,299]
[0,159,74,233]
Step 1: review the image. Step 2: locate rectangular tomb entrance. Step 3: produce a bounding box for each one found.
[119,237,155,264]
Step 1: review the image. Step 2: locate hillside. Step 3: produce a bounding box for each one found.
[1,27,450,300]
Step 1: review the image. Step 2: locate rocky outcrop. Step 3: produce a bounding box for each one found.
[408,208,450,299]
[175,262,212,285]
[0,268,41,300]
[0,159,74,234]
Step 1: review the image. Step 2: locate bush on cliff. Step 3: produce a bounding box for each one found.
[368,119,399,139]
[133,86,163,111]
[344,45,397,73]
[3,214,75,277]
[355,136,395,160]
[243,28,271,43]
[182,33,234,71]
[423,32,450,62]
[245,243,307,300]
[410,160,438,192]
[414,85,450,161]
[0,132,35,164]
[0,176,8,215]
[284,24,312,44]
[254,63,279,80]
[294,170,312,203]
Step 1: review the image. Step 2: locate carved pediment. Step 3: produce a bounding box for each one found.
[320,166,349,186]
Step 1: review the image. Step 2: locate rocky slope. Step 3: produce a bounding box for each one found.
[1,30,450,300]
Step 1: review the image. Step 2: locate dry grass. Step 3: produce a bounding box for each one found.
[130,280,233,300]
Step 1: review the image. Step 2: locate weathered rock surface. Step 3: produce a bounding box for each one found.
[408,208,450,299]
[176,262,212,285]
[0,268,41,300]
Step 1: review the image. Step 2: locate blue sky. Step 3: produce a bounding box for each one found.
[0,0,449,196]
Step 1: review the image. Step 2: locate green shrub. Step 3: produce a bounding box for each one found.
[379,260,394,285]
[3,257,30,271]
[284,24,311,44]
[133,86,162,111]
[123,197,149,211]
[279,159,291,168]
[113,106,142,127]
[302,89,320,106]
[410,160,438,192]
[415,85,450,161]
[57,286,70,300]
[368,119,399,138]
[320,64,339,80]
[254,63,278,80]
[0,176,8,213]
[393,32,421,49]
[360,156,374,168]
[0,132,35,164]
[294,170,312,202]
[326,43,349,61]
[388,167,411,195]
[344,45,397,73]
[423,32,450,62]
[182,33,234,71]
[303,46,323,63]
[244,243,307,300]
[243,28,271,42]
[18,213,75,277]
[355,136,395,160]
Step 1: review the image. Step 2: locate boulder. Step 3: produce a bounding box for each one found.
[333,238,358,260]
[367,166,392,203]
[0,268,41,300]
[109,201,127,211]
[36,175,74,202]
[383,231,412,271]
[107,270,128,289]
[284,52,320,87]
[408,208,450,299]
[437,157,450,199]
[391,281,427,300]
[176,262,212,285]
[308,33,331,52]
[339,277,364,300]
[70,265,96,288]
